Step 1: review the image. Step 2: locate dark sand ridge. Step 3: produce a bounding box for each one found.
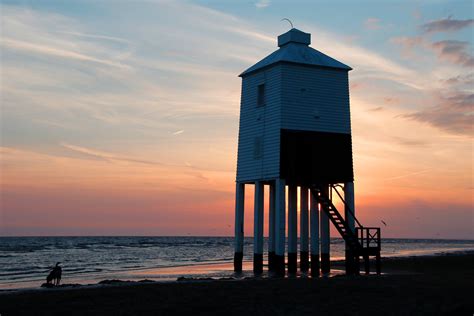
[1,253,473,315]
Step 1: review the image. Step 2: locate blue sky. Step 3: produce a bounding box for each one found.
[1,0,473,237]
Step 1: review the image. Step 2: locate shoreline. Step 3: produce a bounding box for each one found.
[3,237,473,292]
[1,252,472,315]
[1,248,473,292]
[1,250,473,293]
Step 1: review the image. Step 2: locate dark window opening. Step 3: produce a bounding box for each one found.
[257,84,265,106]
[253,136,263,159]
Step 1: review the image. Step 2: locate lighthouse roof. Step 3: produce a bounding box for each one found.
[240,28,352,77]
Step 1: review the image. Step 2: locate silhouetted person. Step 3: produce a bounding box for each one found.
[46,262,62,286]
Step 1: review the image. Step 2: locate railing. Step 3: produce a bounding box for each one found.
[356,227,381,250]
[316,184,381,251]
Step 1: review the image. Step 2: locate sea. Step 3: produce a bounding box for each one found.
[1,237,473,290]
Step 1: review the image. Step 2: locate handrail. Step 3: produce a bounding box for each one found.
[356,227,381,249]
[330,184,363,229]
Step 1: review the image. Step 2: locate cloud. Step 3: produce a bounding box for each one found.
[403,92,473,136]
[255,0,271,9]
[364,18,381,30]
[60,143,162,165]
[391,36,474,67]
[314,29,421,90]
[442,74,474,86]
[1,37,129,69]
[56,31,130,44]
[390,36,433,62]
[222,25,274,43]
[430,40,474,67]
[390,36,424,56]
[384,97,399,104]
[350,82,365,90]
[392,136,428,147]
[368,106,384,112]
[389,36,473,136]
[384,168,433,180]
[421,17,474,33]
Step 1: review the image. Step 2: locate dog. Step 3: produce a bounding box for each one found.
[46,262,62,286]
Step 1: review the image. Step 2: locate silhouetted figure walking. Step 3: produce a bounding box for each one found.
[46,262,62,286]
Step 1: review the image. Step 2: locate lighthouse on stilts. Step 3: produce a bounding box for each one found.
[233,28,381,277]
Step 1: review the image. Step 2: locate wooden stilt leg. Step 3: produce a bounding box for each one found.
[300,187,309,272]
[268,183,275,272]
[288,185,297,274]
[253,181,264,274]
[275,179,286,276]
[234,182,245,272]
[310,189,320,277]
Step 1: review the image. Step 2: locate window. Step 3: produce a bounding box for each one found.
[257,84,265,106]
[253,136,263,159]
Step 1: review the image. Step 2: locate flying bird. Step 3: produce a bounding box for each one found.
[381,220,387,227]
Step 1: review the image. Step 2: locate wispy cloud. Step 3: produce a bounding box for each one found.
[364,18,381,30]
[60,143,162,165]
[403,92,474,136]
[391,37,474,67]
[430,40,474,67]
[391,16,474,72]
[1,38,129,69]
[442,74,474,86]
[384,168,433,181]
[222,25,274,43]
[393,136,428,147]
[314,28,421,89]
[421,17,474,33]
[56,31,131,44]
[255,0,271,9]
[390,36,424,57]
[390,34,473,135]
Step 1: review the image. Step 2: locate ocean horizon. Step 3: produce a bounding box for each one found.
[1,236,474,290]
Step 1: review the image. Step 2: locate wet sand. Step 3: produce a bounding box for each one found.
[1,253,473,315]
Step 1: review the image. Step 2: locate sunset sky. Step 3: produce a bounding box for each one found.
[1,0,472,238]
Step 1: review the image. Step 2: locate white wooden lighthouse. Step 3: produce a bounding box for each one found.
[234,28,381,276]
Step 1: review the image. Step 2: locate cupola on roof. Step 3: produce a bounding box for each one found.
[240,28,352,77]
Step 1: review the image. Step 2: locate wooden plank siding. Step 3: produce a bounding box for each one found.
[281,64,351,135]
[236,65,282,182]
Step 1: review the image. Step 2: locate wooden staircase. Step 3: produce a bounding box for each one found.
[314,185,381,274]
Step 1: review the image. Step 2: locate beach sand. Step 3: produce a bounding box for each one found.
[1,253,473,315]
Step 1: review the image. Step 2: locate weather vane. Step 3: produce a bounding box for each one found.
[281,18,294,29]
